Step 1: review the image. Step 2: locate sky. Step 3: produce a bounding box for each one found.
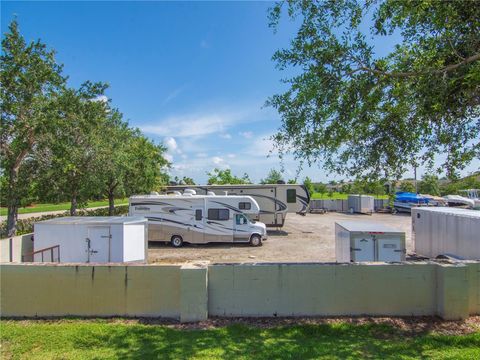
[1,1,478,184]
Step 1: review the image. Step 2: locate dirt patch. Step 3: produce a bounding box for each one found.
[148,212,412,264]
[4,316,479,335]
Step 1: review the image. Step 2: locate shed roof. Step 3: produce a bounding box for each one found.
[335,221,403,233]
[34,216,147,225]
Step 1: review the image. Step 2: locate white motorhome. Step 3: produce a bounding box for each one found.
[129,190,267,247]
[164,184,310,227]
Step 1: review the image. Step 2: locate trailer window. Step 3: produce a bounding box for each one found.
[195,209,202,221]
[239,202,251,210]
[287,189,296,203]
[208,209,229,221]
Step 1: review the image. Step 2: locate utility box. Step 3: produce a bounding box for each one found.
[335,221,406,262]
[412,207,480,259]
[34,217,148,263]
[348,195,374,214]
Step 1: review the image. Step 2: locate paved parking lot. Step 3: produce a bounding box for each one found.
[148,212,412,264]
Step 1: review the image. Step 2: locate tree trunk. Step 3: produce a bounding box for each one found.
[6,202,18,238]
[6,170,19,238]
[70,193,78,216]
[108,192,115,216]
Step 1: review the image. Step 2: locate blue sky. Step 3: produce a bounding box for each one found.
[2,1,478,183]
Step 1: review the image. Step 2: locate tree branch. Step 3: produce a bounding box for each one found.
[350,52,480,78]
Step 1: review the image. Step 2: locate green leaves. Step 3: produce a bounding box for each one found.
[268,0,480,180]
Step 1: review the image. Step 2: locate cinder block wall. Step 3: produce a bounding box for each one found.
[208,263,438,317]
[1,261,479,321]
[0,264,181,318]
[0,234,34,262]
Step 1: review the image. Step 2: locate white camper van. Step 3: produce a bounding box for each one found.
[164,184,310,227]
[129,190,267,247]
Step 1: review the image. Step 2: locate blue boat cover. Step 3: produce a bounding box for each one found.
[395,192,430,204]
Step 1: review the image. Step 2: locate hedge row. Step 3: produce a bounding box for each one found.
[0,205,129,238]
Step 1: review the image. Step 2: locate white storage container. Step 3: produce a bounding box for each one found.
[335,221,406,262]
[412,207,480,259]
[33,217,148,263]
[348,195,374,214]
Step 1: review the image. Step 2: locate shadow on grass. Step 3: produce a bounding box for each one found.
[66,322,480,359]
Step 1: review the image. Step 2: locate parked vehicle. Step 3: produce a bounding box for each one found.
[129,191,267,247]
[443,194,475,208]
[163,184,310,227]
[394,192,430,213]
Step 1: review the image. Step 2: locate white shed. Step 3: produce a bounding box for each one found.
[33,217,148,263]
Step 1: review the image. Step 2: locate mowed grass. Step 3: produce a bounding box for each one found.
[0,198,129,216]
[311,192,389,200]
[1,320,479,359]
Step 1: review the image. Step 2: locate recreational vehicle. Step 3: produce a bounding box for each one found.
[129,191,267,247]
[163,184,310,227]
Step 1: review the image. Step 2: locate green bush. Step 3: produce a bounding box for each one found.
[0,205,129,238]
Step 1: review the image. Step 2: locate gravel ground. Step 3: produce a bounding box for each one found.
[148,212,412,264]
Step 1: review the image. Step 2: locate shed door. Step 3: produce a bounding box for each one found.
[87,226,110,263]
[352,235,375,262]
[377,237,403,262]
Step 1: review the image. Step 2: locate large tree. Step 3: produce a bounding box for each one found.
[1,20,65,236]
[36,82,109,215]
[260,168,284,184]
[207,168,251,185]
[267,0,480,180]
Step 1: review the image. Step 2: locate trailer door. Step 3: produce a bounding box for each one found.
[192,207,205,243]
[377,237,404,262]
[87,226,110,263]
[351,235,375,262]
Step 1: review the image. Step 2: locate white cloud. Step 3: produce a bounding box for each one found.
[227,153,236,158]
[92,95,109,103]
[196,152,208,158]
[164,137,179,152]
[164,153,173,162]
[239,131,253,139]
[140,103,267,138]
[220,133,232,139]
[212,156,224,165]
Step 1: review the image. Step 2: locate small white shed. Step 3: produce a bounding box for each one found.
[34,217,148,263]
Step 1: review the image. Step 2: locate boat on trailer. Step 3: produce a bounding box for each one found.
[394,192,430,213]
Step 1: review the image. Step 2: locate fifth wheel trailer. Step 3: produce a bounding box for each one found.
[33,217,148,263]
[129,192,267,246]
[163,184,310,227]
[412,207,480,259]
[335,221,406,262]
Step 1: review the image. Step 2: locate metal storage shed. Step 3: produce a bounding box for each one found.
[335,221,406,262]
[347,195,374,214]
[33,217,148,263]
[412,207,480,260]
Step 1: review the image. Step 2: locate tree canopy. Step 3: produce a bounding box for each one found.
[207,168,251,185]
[267,0,480,180]
[261,168,284,184]
[1,20,170,235]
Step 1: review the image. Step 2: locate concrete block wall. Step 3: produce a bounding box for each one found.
[0,264,182,318]
[1,261,479,321]
[0,234,34,262]
[208,263,438,317]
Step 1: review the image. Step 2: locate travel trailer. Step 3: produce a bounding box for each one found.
[129,191,267,247]
[163,184,310,227]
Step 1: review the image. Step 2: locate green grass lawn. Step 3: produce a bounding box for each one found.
[311,192,389,200]
[0,198,129,216]
[1,320,479,359]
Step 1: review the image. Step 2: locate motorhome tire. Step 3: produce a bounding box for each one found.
[171,235,184,248]
[250,234,262,247]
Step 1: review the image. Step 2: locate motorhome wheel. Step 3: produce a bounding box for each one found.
[250,234,262,247]
[171,235,184,248]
